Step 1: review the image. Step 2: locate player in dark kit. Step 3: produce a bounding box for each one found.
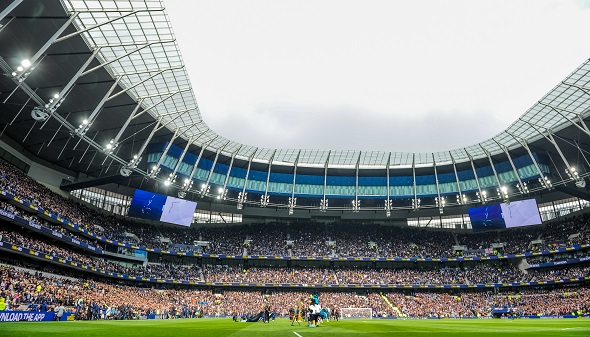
[332,308,339,321]
[289,307,300,326]
[263,301,270,323]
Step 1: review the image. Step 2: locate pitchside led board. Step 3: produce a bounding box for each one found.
[468,199,542,232]
[128,189,197,227]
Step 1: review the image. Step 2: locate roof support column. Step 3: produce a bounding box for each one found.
[147,128,181,179]
[74,77,123,141]
[289,150,301,215]
[201,142,230,198]
[539,104,590,138]
[481,145,507,201]
[525,122,582,184]
[221,146,242,200]
[261,150,276,207]
[465,149,485,204]
[167,135,196,186]
[507,132,552,189]
[494,139,526,194]
[412,154,419,209]
[432,154,443,213]
[238,150,258,210]
[179,136,218,197]
[320,151,331,212]
[36,48,101,126]
[385,153,392,217]
[450,152,464,205]
[352,152,361,212]
[26,13,80,71]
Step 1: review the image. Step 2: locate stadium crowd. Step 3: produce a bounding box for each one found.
[1,264,589,319]
[387,287,590,318]
[3,220,589,286]
[202,265,534,285]
[1,160,590,261]
[0,227,203,282]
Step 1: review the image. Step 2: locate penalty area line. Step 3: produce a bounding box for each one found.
[294,332,304,337]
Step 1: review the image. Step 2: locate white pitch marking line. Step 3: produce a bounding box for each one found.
[294,332,304,337]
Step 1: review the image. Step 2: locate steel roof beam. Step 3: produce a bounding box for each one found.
[353,152,361,212]
[202,141,230,197]
[290,150,302,212]
[131,117,162,165]
[169,135,198,179]
[412,153,417,206]
[184,136,218,192]
[238,149,259,207]
[449,152,463,204]
[107,67,184,102]
[523,120,575,173]
[465,149,484,203]
[80,40,175,77]
[54,9,165,44]
[505,131,549,184]
[47,49,101,112]
[148,128,183,178]
[561,81,590,96]
[493,137,525,191]
[112,66,185,77]
[386,152,391,204]
[321,150,331,210]
[539,103,590,138]
[261,150,277,207]
[110,99,143,148]
[432,154,442,211]
[129,92,182,121]
[27,13,79,68]
[0,0,22,22]
[75,76,122,137]
[136,89,190,100]
[480,145,503,191]
[221,145,242,199]
[0,16,15,34]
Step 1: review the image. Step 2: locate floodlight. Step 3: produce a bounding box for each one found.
[21,59,31,68]
[16,66,23,72]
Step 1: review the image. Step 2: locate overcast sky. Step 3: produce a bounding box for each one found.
[165,0,590,153]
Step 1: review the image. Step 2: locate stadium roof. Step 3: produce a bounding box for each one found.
[59,0,590,169]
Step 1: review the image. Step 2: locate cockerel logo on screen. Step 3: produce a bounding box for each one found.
[141,193,160,217]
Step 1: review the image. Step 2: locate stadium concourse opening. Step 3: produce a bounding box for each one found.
[0,0,590,336]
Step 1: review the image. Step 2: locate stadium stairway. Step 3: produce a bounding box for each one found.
[452,232,460,246]
[380,293,403,317]
[516,257,531,274]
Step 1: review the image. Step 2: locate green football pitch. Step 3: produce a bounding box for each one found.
[2,318,590,337]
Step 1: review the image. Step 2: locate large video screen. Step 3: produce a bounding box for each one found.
[501,199,543,229]
[468,199,542,232]
[128,189,196,227]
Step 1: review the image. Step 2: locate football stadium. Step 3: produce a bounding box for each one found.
[1,0,590,336]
